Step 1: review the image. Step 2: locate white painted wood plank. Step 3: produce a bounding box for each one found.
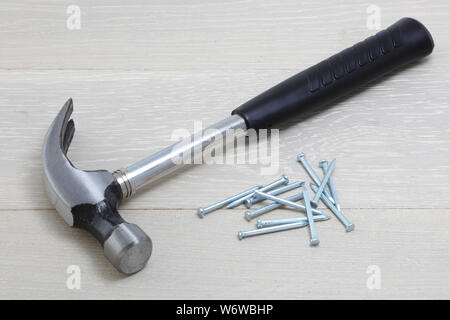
[0,209,449,299]
[0,0,448,71]
[0,0,449,300]
[0,69,448,210]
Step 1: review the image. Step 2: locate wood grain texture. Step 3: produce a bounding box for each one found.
[1,209,450,299]
[0,0,449,72]
[0,0,449,299]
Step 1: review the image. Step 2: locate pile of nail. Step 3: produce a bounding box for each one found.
[197,153,354,246]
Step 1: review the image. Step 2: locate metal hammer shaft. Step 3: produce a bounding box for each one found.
[114,115,247,198]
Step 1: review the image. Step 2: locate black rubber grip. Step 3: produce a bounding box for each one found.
[232,17,434,129]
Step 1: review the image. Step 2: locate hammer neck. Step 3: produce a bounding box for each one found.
[113,115,248,199]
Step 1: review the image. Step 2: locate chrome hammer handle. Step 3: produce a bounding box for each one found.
[113,115,247,198]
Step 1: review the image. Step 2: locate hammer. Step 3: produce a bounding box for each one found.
[43,18,433,274]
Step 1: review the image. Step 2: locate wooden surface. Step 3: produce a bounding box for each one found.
[0,0,449,299]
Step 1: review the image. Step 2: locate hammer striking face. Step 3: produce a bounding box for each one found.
[42,99,152,274]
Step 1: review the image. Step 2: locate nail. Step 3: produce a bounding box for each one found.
[256,214,330,228]
[245,193,304,221]
[250,190,326,217]
[197,185,263,218]
[226,174,289,208]
[319,159,341,211]
[244,181,304,208]
[302,186,319,246]
[297,153,335,205]
[311,159,336,208]
[238,221,309,240]
[310,182,354,232]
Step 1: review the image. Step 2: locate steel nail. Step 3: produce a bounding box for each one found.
[297,153,335,205]
[244,181,304,208]
[302,186,319,246]
[311,159,336,208]
[226,174,289,208]
[197,185,263,218]
[245,193,305,221]
[238,221,309,240]
[310,182,354,232]
[256,214,330,228]
[249,191,326,218]
[319,159,341,211]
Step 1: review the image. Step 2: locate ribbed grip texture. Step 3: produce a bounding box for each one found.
[232,17,434,129]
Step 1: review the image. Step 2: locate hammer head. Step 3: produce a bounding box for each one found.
[42,99,152,274]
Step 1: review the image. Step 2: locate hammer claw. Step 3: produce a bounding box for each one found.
[62,119,75,154]
[42,99,152,274]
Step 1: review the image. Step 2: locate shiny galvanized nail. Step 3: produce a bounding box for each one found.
[197,185,263,218]
[302,186,319,246]
[297,153,335,205]
[249,191,326,218]
[244,181,304,208]
[319,159,341,211]
[238,221,308,240]
[256,214,330,228]
[311,159,336,208]
[245,193,305,221]
[310,183,354,232]
[226,174,289,209]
